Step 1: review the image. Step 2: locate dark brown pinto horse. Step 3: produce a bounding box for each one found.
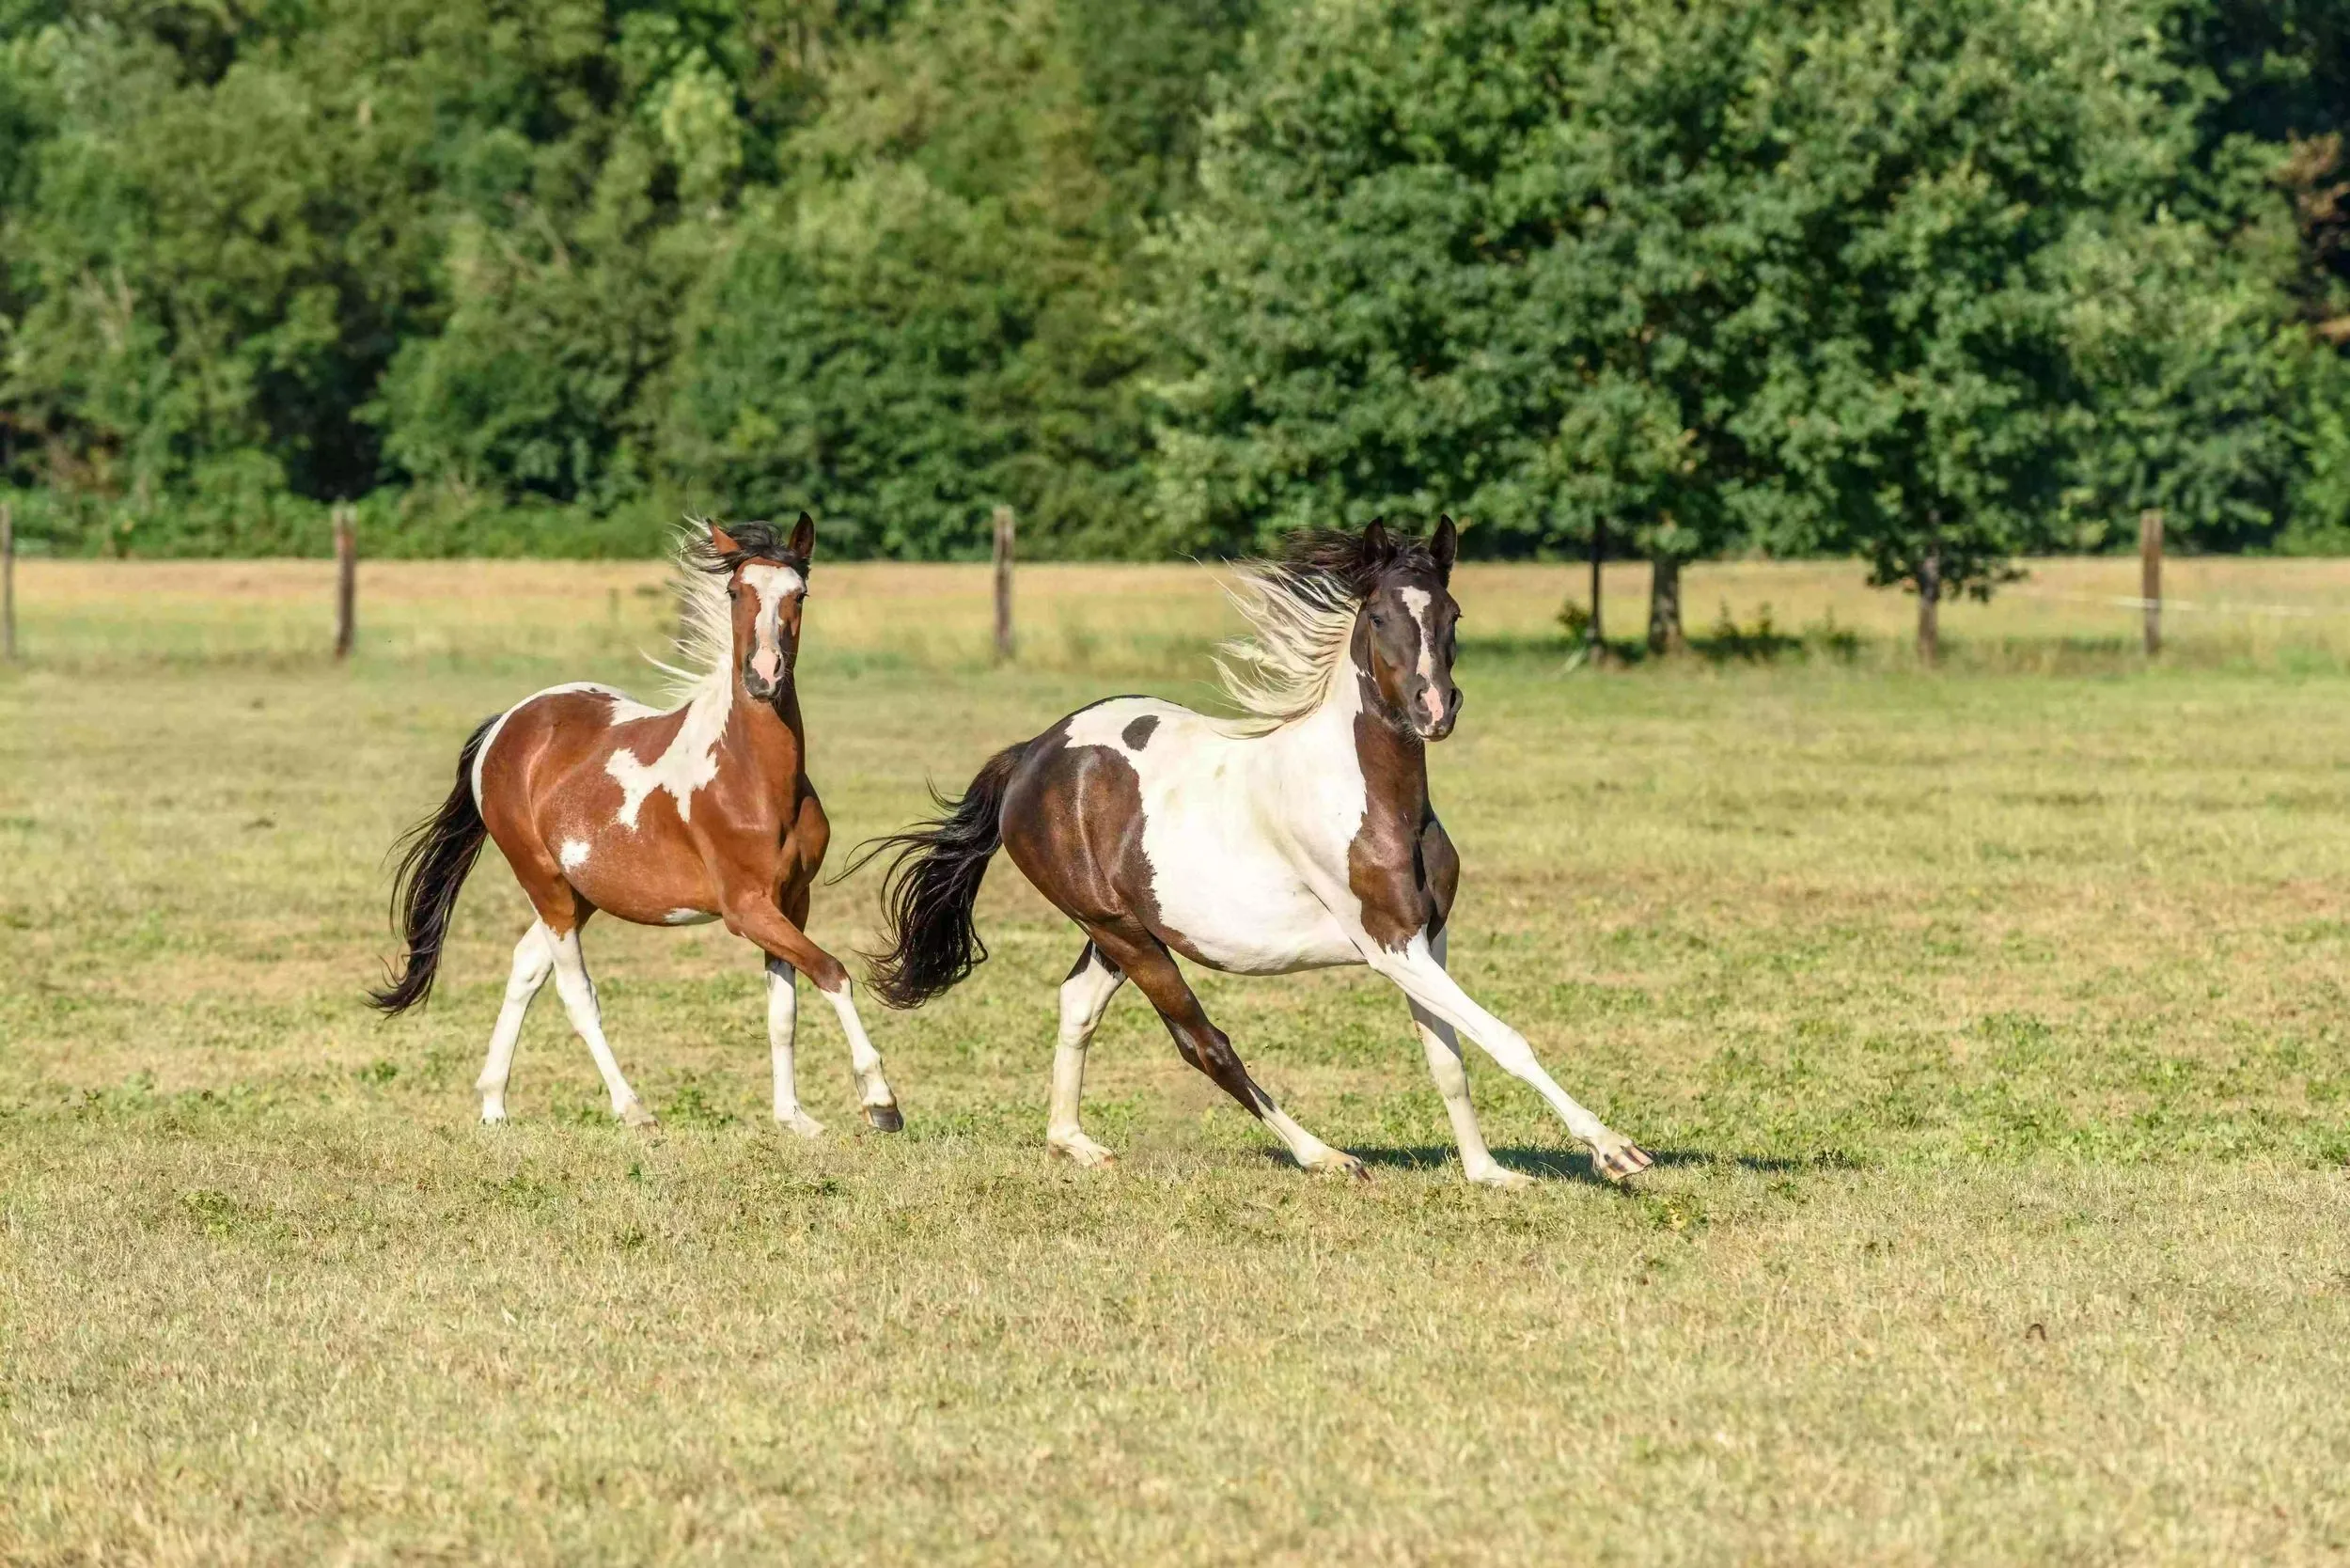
[368,515,901,1136]
[856,519,1651,1184]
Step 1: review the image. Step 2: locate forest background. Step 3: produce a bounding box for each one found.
[3,0,2348,637]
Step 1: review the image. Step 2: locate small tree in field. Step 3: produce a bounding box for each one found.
[1152,0,1789,600]
[2065,207,2307,557]
[1736,0,2201,661]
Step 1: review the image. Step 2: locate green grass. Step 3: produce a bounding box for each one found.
[3,559,2349,1563]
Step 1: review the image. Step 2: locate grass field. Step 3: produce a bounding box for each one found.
[4,555,2349,1563]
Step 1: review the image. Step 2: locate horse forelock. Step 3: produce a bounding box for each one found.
[1276,525,1437,597]
[687,516,810,578]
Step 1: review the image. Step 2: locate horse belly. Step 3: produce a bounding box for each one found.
[570,859,716,929]
[1142,830,1357,976]
[543,810,719,930]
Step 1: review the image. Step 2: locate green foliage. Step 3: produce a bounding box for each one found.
[1153,0,1797,562]
[0,0,2343,561]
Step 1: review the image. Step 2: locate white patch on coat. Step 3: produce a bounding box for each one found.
[1059,687,1369,976]
[663,908,718,926]
[605,681,730,828]
[558,839,591,870]
[471,682,661,808]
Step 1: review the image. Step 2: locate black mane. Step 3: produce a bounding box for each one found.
[693,517,809,576]
[1276,523,1438,597]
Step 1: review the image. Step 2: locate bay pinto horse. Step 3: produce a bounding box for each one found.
[856,519,1652,1185]
[367,515,902,1136]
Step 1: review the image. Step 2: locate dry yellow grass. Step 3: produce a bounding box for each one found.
[2,557,2347,1563]
[18,553,2350,672]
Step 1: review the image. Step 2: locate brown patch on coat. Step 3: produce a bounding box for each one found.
[998,709,1209,966]
[1121,714,1159,750]
[995,708,1269,1117]
[1338,544,1464,949]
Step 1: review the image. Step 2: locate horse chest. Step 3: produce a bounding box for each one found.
[1131,742,1365,975]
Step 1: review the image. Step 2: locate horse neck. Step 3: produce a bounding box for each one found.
[719,673,806,786]
[1291,655,1428,819]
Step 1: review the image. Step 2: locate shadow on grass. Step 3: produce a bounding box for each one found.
[1335,1144,1866,1184]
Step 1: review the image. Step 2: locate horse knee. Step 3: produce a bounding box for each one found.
[1479,1026,1541,1079]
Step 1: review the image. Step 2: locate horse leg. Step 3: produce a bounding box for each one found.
[1405,931,1528,1189]
[1048,941,1125,1168]
[477,921,554,1123]
[543,917,656,1127]
[1087,923,1363,1180]
[723,895,901,1132]
[765,956,823,1137]
[1366,936,1651,1182]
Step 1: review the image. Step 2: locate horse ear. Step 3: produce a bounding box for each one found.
[1363,517,1390,560]
[789,510,817,562]
[1432,515,1458,582]
[708,522,742,558]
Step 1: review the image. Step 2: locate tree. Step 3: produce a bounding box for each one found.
[661,0,1254,557]
[1152,0,1794,596]
[1732,0,2266,661]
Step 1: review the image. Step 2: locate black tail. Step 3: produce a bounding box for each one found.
[848,740,1031,1010]
[368,715,497,1015]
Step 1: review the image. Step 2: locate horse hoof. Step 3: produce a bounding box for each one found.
[863,1103,903,1134]
[1591,1139,1653,1183]
[776,1111,826,1139]
[1309,1152,1370,1183]
[618,1100,659,1129]
[1048,1136,1119,1169]
[1469,1166,1533,1191]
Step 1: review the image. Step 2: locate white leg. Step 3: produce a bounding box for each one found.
[767,958,823,1137]
[1048,945,1125,1168]
[477,922,555,1123]
[1368,932,1651,1182]
[815,977,901,1132]
[1408,931,1528,1189]
[1255,1097,1359,1177]
[546,926,655,1126]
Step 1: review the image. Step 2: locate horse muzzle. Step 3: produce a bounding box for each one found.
[742,653,791,701]
[1412,682,1462,742]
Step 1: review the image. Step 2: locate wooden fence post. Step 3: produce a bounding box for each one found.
[2,501,16,663]
[992,505,1015,664]
[2138,508,2163,657]
[333,504,356,661]
[1585,515,1606,664]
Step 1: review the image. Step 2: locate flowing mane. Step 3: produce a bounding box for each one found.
[649,518,809,711]
[1213,525,1440,728]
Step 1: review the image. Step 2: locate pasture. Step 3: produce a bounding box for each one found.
[3,556,2349,1564]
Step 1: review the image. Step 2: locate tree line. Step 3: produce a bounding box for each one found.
[2,0,2345,637]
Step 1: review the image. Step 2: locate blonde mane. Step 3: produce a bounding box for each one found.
[646,520,736,713]
[1211,560,1362,730]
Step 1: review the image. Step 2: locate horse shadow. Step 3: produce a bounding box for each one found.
[1321,1144,1848,1188]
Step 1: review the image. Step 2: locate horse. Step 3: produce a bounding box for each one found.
[367,514,902,1137]
[854,518,1652,1185]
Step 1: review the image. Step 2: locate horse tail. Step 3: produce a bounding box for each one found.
[368,715,498,1016]
[849,739,1032,1011]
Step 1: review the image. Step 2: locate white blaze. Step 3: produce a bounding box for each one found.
[1398,587,1444,725]
[739,562,804,685]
